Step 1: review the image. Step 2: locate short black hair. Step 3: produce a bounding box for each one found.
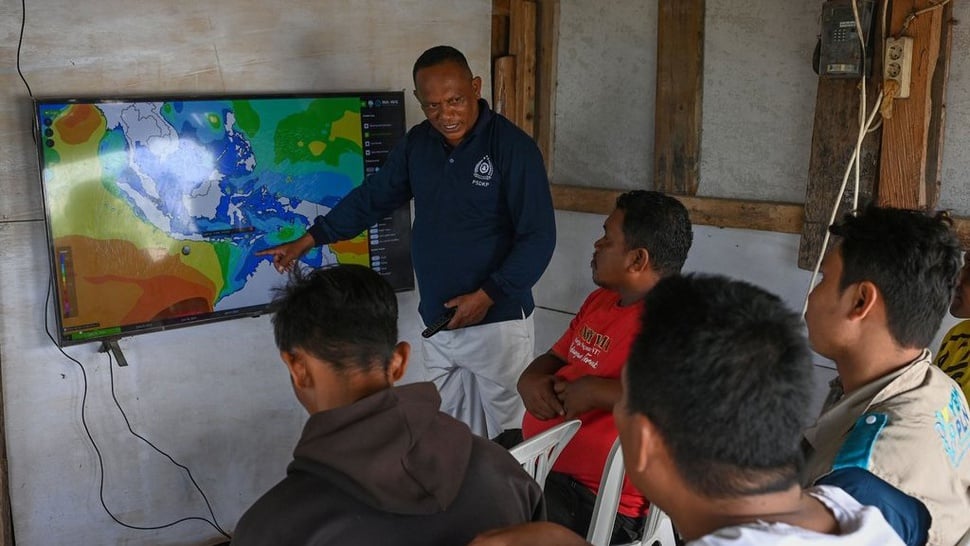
[270,264,398,373]
[830,204,961,348]
[413,45,473,84]
[615,190,693,276]
[626,274,812,498]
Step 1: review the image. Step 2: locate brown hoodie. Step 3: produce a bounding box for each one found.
[232,382,544,545]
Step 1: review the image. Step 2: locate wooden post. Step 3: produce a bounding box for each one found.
[494,56,517,121]
[653,0,705,196]
[492,0,510,61]
[798,79,882,270]
[924,1,954,210]
[509,0,537,136]
[877,0,944,209]
[534,0,559,170]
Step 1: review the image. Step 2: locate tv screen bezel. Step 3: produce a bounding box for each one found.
[33,91,412,347]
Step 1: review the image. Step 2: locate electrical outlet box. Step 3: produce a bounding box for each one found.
[884,37,913,98]
[818,0,875,78]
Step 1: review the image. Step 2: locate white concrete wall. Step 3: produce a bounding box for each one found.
[939,2,970,215]
[0,1,489,544]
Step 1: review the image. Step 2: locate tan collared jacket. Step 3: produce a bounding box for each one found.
[803,350,970,546]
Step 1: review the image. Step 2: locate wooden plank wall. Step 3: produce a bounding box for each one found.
[491,0,558,168]
[493,2,965,256]
[654,0,705,195]
[877,0,945,209]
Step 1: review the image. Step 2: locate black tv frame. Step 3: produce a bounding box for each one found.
[33,91,413,347]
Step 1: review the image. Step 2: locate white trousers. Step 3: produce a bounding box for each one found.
[422,314,534,439]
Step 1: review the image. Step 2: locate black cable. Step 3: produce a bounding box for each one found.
[44,275,232,540]
[16,0,33,98]
[105,350,230,538]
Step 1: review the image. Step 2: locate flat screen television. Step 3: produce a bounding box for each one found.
[34,92,413,346]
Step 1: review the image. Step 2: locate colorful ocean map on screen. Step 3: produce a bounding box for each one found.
[37,96,383,343]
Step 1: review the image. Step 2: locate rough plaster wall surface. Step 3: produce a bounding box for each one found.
[552,1,657,188]
[939,1,970,215]
[699,0,819,203]
[0,1,487,544]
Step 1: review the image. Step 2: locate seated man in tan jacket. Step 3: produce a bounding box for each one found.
[802,205,970,546]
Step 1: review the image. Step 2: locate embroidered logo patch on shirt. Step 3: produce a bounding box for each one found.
[472,155,493,187]
[935,386,970,467]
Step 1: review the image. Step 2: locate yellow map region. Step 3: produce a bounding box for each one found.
[48,104,226,329]
[305,111,362,157]
[329,235,369,266]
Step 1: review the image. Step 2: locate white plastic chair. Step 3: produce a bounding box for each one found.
[586,438,677,546]
[508,419,581,490]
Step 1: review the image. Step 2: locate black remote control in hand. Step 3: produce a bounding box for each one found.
[422,308,457,338]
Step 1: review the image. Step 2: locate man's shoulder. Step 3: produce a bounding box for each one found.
[942,319,970,342]
[232,472,327,545]
[690,486,904,545]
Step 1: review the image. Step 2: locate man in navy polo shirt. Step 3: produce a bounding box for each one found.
[258,45,556,440]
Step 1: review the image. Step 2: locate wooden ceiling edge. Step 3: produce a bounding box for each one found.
[550,184,970,247]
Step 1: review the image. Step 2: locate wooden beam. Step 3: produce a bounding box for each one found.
[493,56,517,120]
[798,78,882,270]
[509,0,537,136]
[534,0,559,171]
[654,0,705,196]
[924,1,954,210]
[492,0,511,60]
[877,0,944,209]
[551,184,970,248]
[550,184,804,234]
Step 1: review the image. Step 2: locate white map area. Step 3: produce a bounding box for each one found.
[99,103,235,239]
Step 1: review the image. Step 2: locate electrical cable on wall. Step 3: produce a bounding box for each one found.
[21,0,231,540]
[16,0,33,98]
[802,0,959,313]
[43,276,232,540]
[803,0,887,315]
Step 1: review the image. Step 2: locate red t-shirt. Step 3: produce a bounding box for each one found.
[521,288,647,517]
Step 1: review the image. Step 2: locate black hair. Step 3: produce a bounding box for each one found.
[830,205,961,348]
[615,190,693,276]
[412,45,473,84]
[270,264,398,373]
[625,274,813,498]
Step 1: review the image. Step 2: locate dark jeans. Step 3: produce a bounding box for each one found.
[544,471,644,545]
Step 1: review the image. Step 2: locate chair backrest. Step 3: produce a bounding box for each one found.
[586,438,676,546]
[508,419,581,490]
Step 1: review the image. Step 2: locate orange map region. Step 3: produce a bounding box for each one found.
[57,235,218,329]
[55,104,103,145]
[329,237,369,265]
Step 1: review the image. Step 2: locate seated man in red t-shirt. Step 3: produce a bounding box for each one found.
[517,190,692,544]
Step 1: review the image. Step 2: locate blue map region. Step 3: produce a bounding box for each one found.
[88,99,364,303]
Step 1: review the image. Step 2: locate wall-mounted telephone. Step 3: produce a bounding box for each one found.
[815,0,876,78]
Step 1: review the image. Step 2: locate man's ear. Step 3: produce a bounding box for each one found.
[626,413,660,474]
[280,350,313,390]
[472,76,482,99]
[386,341,410,384]
[848,280,880,321]
[628,248,651,273]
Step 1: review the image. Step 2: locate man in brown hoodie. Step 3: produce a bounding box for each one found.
[232,264,544,545]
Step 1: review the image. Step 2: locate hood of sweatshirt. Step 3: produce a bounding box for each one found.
[290,382,474,516]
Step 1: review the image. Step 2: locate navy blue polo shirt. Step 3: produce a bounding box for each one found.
[308,99,556,327]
